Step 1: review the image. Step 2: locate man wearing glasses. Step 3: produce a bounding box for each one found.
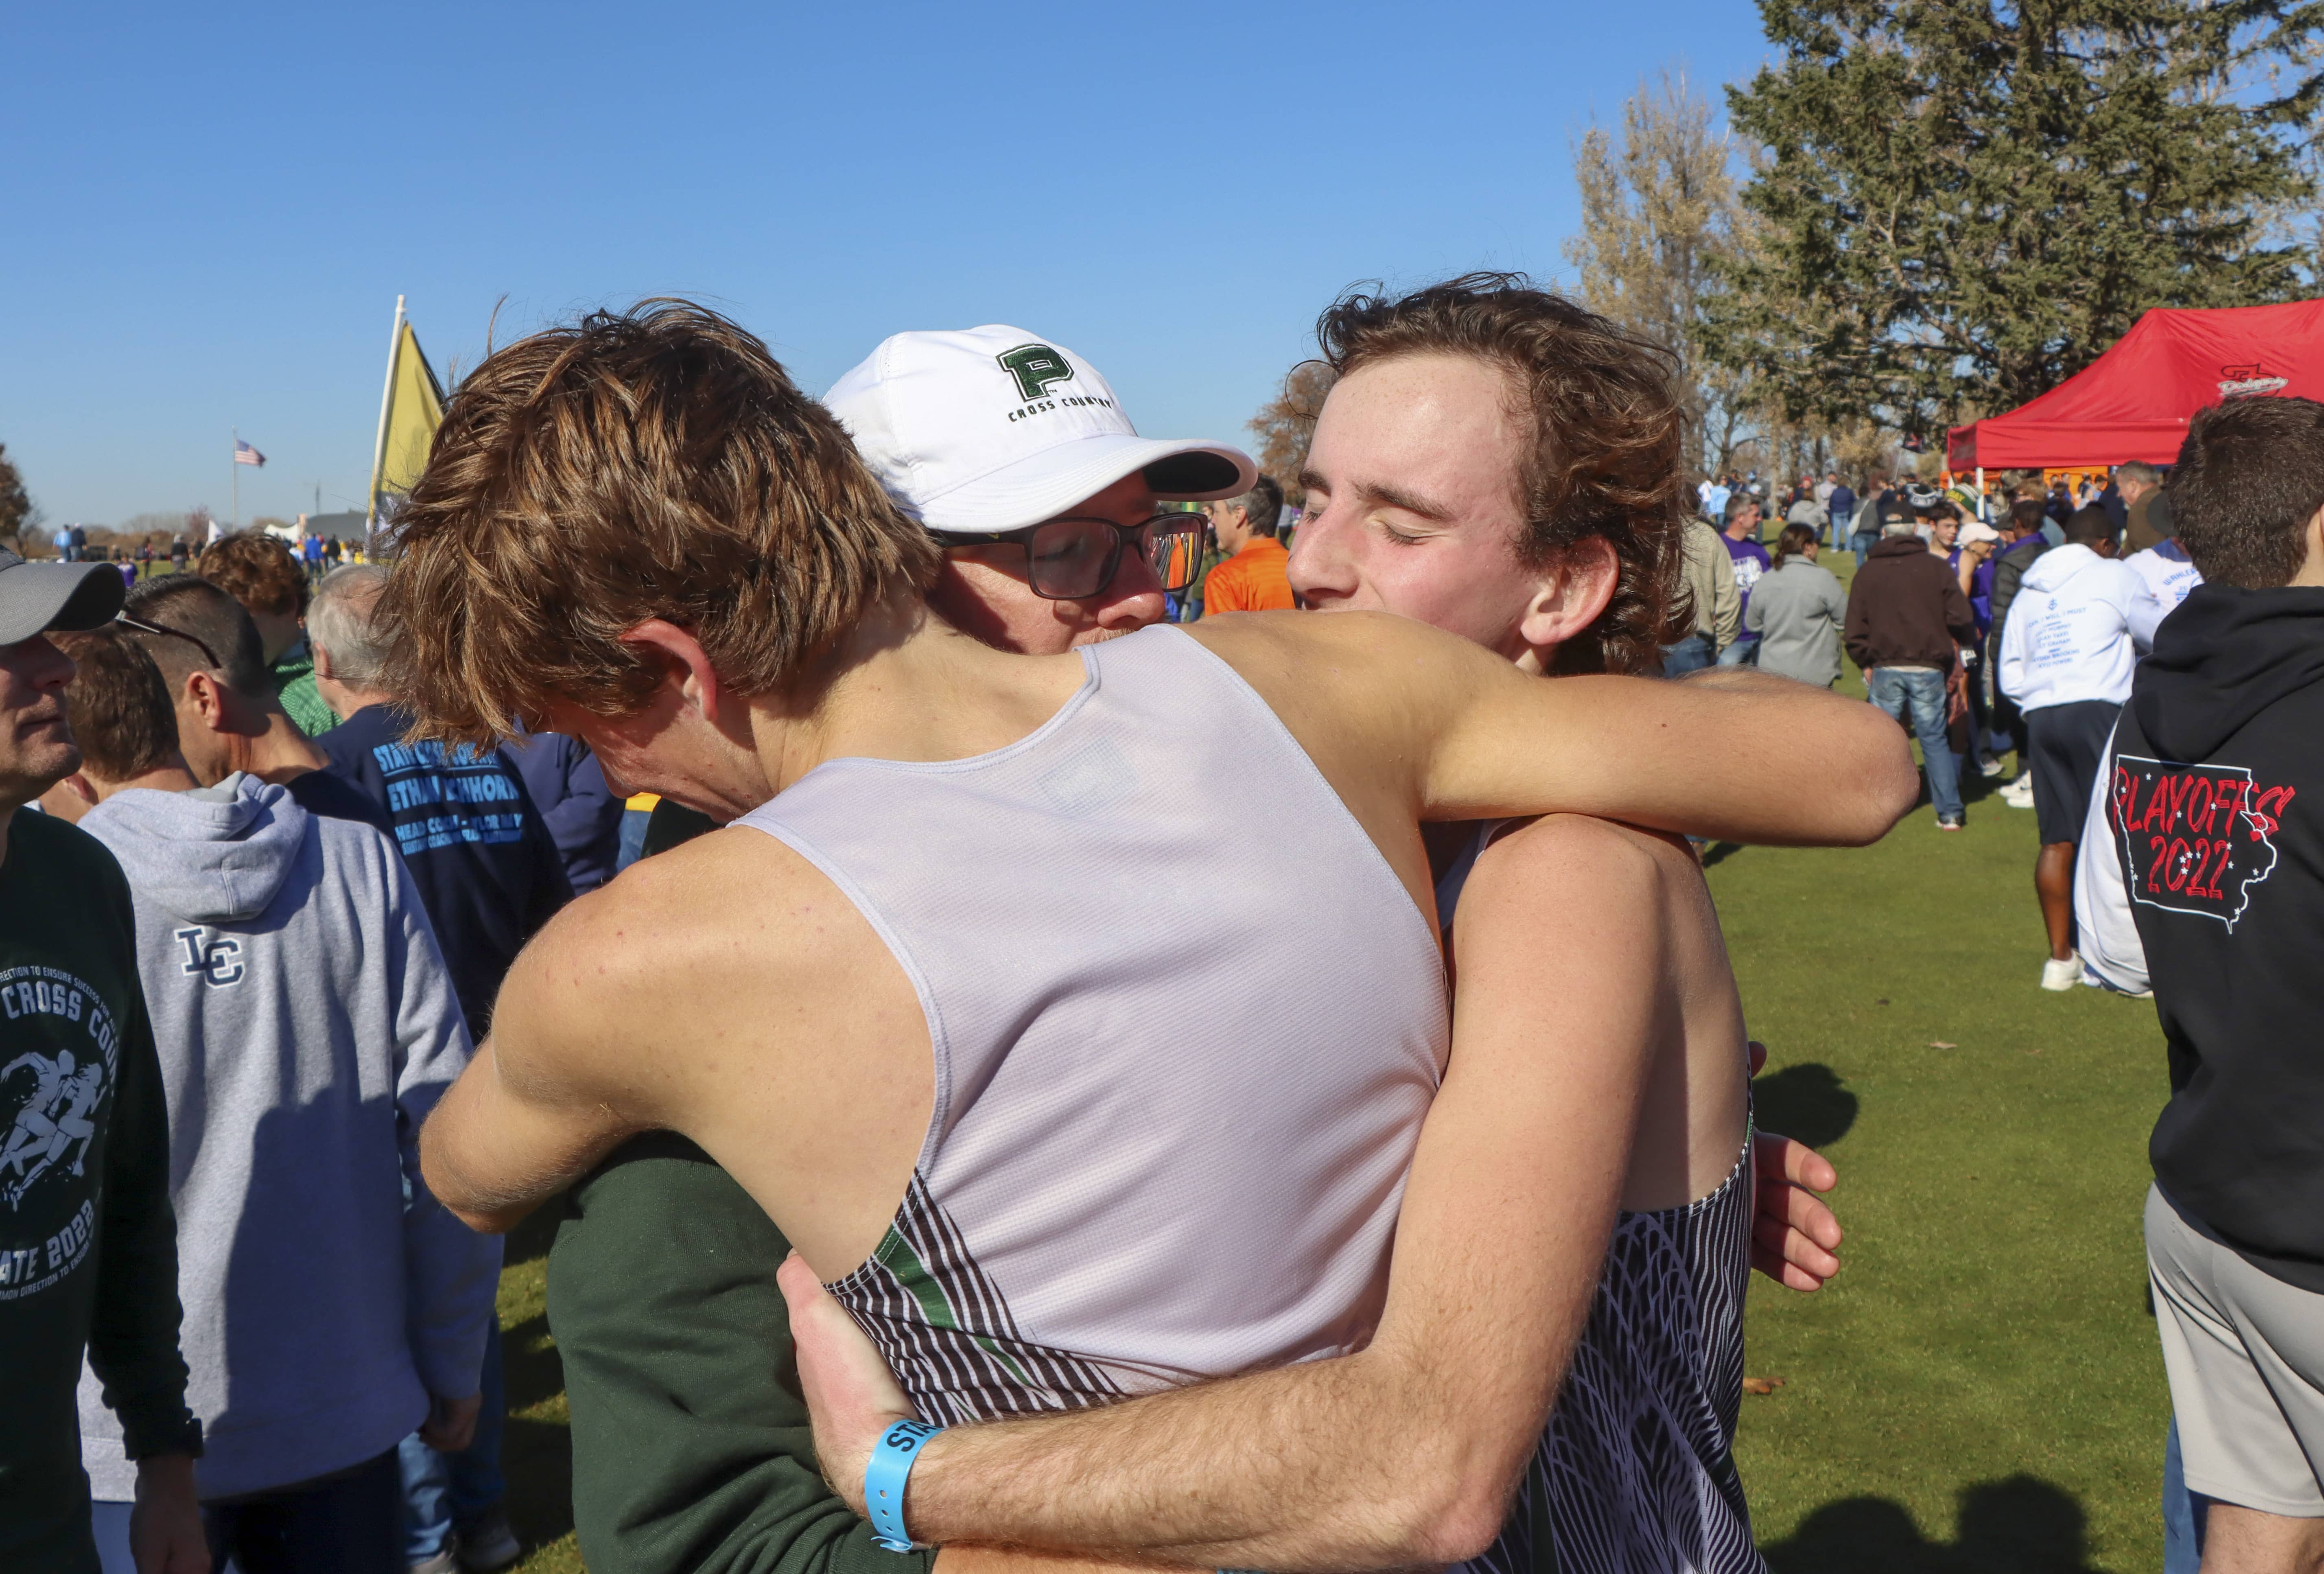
[1198,475,1297,615]
[538,321,1851,1574]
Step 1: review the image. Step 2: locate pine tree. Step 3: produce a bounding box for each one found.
[1705,0,2322,438]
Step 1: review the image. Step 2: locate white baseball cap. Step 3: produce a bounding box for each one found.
[825,326,1257,536]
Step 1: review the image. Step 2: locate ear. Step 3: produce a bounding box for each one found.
[1514,536,1620,654]
[310,644,333,681]
[184,670,230,731]
[62,773,98,806]
[617,619,748,741]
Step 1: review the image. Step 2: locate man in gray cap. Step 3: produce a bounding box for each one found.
[0,547,209,1574]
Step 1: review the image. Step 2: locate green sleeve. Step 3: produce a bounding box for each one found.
[550,1135,934,1574]
[83,893,200,1462]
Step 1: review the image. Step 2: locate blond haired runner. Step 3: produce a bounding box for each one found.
[397,303,1912,1563]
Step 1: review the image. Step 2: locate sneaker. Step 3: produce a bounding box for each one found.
[2000,772,2035,808]
[1937,815,1965,831]
[457,1515,522,1573]
[1979,754,2009,778]
[2041,954,2085,991]
[408,1552,459,1574]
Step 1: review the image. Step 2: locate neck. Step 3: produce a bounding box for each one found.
[737,600,1085,808]
[229,706,330,782]
[92,762,202,802]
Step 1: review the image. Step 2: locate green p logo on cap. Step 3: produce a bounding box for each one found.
[996,343,1076,403]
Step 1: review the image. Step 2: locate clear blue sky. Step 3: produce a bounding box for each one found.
[1,0,1772,529]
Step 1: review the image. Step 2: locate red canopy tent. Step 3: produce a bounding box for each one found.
[1946,299,2324,471]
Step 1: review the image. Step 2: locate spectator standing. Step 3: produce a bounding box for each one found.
[2127,534,2204,652]
[70,524,88,564]
[1997,506,2135,988]
[1826,474,1858,554]
[195,533,338,739]
[1718,495,1772,666]
[1666,514,1740,674]
[1850,474,1895,567]
[167,536,190,575]
[53,522,75,561]
[308,564,569,1574]
[114,576,392,836]
[0,549,207,1574]
[55,631,499,1574]
[1952,519,2006,777]
[1989,499,2054,803]
[501,732,625,895]
[1198,476,1295,613]
[1745,524,1848,688]
[2116,461,2174,554]
[2070,395,2324,1573]
[1846,515,1979,829]
[1700,473,1731,522]
[1784,486,1829,545]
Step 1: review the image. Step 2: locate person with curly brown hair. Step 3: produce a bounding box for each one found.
[193,532,337,737]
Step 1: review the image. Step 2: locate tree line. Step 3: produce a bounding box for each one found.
[1252,0,2324,491]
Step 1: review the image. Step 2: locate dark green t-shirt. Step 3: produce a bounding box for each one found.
[550,1134,933,1574]
[0,811,198,1572]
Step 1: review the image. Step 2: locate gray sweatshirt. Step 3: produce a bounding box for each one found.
[1744,557,1851,688]
[73,774,498,1501]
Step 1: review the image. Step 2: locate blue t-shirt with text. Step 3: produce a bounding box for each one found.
[321,705,571,1035]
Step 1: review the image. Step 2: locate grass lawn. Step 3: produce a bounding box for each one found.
[497,552,2176,1571]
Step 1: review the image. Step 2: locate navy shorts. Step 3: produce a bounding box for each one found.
[2029,699,2121,845]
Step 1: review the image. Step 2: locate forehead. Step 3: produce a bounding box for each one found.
[1311,354,1526,516]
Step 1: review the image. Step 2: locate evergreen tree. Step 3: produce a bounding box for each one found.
[1705,0,2321,438]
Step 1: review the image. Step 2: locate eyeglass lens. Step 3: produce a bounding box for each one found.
[1023,518,1206,599]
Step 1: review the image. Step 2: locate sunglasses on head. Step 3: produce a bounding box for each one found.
[116,613,223,671]
[929,513,1208,601]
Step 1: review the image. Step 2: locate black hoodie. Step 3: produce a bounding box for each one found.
[2112,584,2324,1291]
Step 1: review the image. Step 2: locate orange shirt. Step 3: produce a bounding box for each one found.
[1201,536,1296,614]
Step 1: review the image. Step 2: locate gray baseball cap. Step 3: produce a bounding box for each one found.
[0,547,126,645]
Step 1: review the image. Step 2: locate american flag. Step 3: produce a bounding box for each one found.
[234,439,266,467]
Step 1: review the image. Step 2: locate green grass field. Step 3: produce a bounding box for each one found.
[496,555,2177,1572]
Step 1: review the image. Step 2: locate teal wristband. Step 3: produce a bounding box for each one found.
[865,1418,943,1552]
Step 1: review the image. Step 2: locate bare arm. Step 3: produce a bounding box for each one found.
[418,900,661,1232]
[1197,613,1917,848]
[783,817,1672,1569]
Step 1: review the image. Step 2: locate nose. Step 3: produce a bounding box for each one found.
[1287,507,1355,603]
[1093,545,1167,633]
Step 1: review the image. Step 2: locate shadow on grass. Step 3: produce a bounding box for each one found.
[1703,841,1746,868]
[506,1202,560,1269]
[1764,1475,2113,1574]
[1753,1062,1859,1149]
[501,1310,573,1554]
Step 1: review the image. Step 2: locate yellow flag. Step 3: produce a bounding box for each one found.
[369,313,446,519]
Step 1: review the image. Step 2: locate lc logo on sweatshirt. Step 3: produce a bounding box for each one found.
[2111,755,2297,930]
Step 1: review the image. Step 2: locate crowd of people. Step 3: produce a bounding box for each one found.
[0,272,2317,1574]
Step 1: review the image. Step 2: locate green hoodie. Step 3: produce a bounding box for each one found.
[549,1135,934,1574]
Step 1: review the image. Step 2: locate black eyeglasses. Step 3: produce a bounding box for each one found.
[929,513,1209,600]
[116,613,222,670]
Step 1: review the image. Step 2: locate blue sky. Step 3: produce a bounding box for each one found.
[1,1,1773,529]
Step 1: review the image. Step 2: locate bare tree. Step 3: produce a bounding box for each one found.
[0,444,33,551]
[1246,361,1337,504]
[1563,70,1758,477]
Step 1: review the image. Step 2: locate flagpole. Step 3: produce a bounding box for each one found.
[365,296,406,547]
[232,427,240,530]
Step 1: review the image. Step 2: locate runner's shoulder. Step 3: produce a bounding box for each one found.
[501,823,844,1046]
[1465,814,1698,933]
